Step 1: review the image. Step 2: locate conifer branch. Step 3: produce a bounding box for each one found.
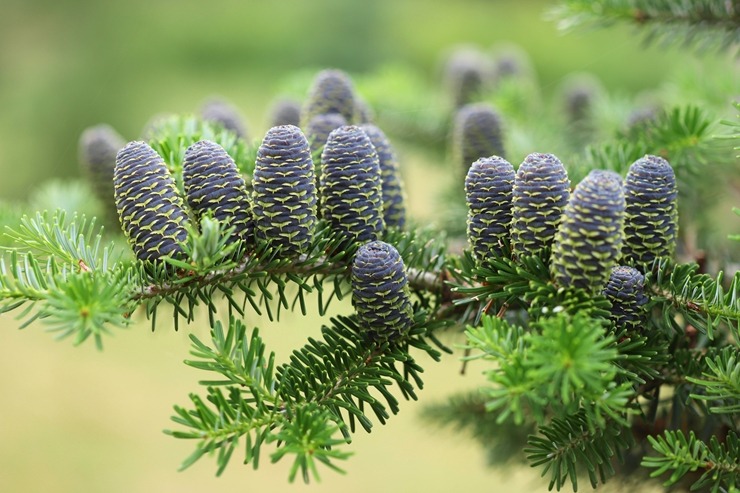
[646,257,740,341]
[642,430,740,491]
[552,0,740,52]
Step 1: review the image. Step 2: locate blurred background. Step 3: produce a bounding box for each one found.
[0,0,735,491]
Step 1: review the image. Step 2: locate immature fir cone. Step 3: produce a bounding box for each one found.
[360,124,407,229]
[351,241,414,342]
[306,113,347,156]
[78,124,126,216]
[320,126,384,244]
[443,47,491,108]
[551,170,625,292]
[182,140,253,247]
[201,98,248,139]
[453,103,506,178]
[114,141,189,262]
[266,98,302,128]
[511,153,570,256]
[622,155,678,267]
[603,266,648,330]
[252,125,317,257]
[465,156,515,262]
[302,69,357,127]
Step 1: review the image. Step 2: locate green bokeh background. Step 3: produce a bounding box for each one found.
[0,0,731,491]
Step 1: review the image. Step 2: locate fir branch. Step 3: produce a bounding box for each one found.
[465,313,636,428]
[167,314,442,482]
[646,257,740,341]
[642,430,740,491]
[687,345,740,414]
[525,410,633,491]
[4,210,122,272]
[572,105,721,184]
[552,0,740,52]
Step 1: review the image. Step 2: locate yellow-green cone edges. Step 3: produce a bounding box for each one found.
[551,170,625,292]
[360,124,407,229]
[183,140,254,248]
[351,240,414,342]
[511,153,570,256]
[252,125,317,258]
[465,156,515,262]
[622,155,678,267]
[320,125,384,245]
[114,141,189,262]
[603,266,648,330]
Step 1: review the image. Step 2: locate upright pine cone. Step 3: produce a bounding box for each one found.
[200,97,248,139]
[302,69,357,127]
[603,265,648,330]
[252,125,317,257]
[320,126,384,245]
[443,47,492,108]
[78,124,126,218]
[511,153,570,256]
[114,141,189,262]
[266,98,302,128]
[452,103,506,178]
[351,240,414,342]
[306,113,347,156]
[622,155,678,267]
[465,156,515,262]
[360,124,407,229]
[182,140,253,248]
[551,170,625,292]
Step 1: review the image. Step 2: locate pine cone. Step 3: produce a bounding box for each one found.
[306,113,348,156]
[351,240,414,342]
[452,103,506,178]
[511,153,570,256]
[443,47,492,108]
[465,156,515,262]
[320,125,384,245]
[302,69,357,127]
[252,125,317,257]
[266,98,302,129]
[622,155,678,267]
[78,124,126,218]
[603,265,648,330]
[551,170,625,292]
[360,124,407,229]
[183,140,254,248]
[114,141,189,262]
[200,98,248,139]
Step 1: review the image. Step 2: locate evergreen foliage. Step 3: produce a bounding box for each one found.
[1,1,739,491]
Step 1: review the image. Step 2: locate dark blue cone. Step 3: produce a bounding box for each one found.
[465,156,515,263]
[183,140,253,248]
[453,103,506,178]
[603,265,648,330]
[114,141,189,262]
[511,153,570,256]
[622,155,678,267]
[551,170,625,292]
[360,124,407,229]
[320,125,384,245]
[352,240,414,342]
[252,125,317,257]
